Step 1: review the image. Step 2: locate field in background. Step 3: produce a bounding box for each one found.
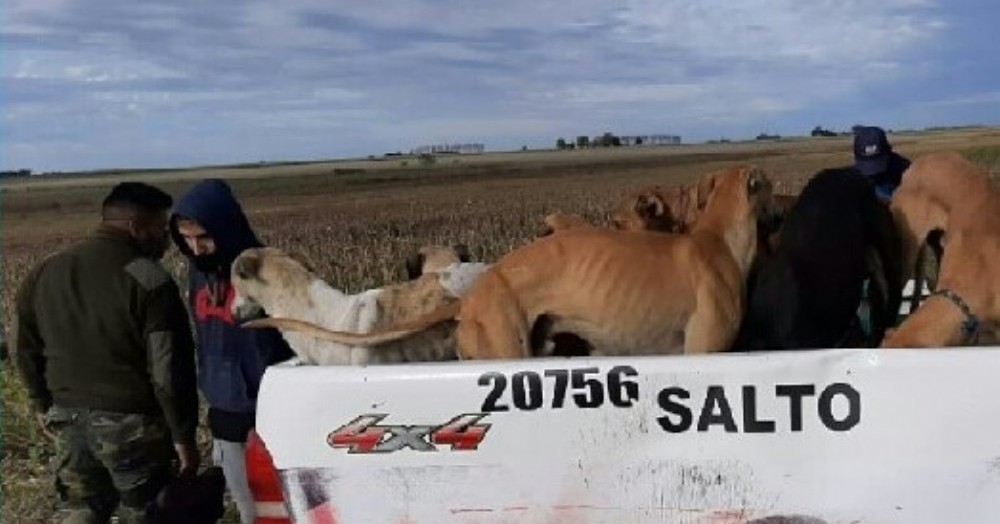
[3,128,1000,522]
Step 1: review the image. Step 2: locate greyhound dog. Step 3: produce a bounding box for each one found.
[231,245,489,365]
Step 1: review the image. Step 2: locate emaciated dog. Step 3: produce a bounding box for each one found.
[540,173,796,258]
[734,167,903,351]
[882,151,1000,347]
[259,166,780,358]
[232,246,489,365]
[610,172,723,232]
[536,173,721,237]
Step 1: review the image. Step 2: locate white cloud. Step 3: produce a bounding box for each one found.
[326,1,613,36]
[611,0,944,66]
[0,0,968,171]
[235,2,367,51]
[4,50,186,82]
[3,0,74,34]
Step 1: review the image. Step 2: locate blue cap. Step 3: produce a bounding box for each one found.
[853,126,891,176]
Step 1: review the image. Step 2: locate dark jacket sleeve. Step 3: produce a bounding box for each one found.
[260,328,295,367]
[14,263,52,413]
[144,279,200,445]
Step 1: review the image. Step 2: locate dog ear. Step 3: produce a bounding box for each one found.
[405,251,425,280]
[696,173,719,208]
[634,192,665,219]
[288,250,317,274]
[233,251,261,280]
[452,243,473,263]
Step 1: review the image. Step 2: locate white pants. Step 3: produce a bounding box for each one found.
[213,438,256,524]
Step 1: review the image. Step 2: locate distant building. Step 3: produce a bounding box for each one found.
[410,143,485,155]
[618,134,681,146]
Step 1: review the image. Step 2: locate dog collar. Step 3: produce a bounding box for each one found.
[931,288,980,338]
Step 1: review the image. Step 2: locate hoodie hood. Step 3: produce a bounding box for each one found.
[170,178,262,273]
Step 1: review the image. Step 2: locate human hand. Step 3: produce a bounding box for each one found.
[174,441,200,476]
[35,412,56,441]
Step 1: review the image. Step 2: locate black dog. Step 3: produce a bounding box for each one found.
[148,467,227,524]
[735,167,903,351]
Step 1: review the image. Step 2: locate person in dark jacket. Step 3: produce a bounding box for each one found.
[169,178,294,524]
[15,182,200,524]
[853,125,911,201]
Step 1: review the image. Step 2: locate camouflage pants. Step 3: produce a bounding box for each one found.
[44,406,174,524]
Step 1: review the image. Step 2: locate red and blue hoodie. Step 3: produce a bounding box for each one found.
[169,178,294,442]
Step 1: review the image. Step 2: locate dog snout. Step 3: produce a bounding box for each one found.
[231,295,267,322]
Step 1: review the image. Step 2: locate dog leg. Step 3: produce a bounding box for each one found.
[923,230,944,292]
[863,247,889,347]
[529,314,592,357]
[683,291,739,354]
[909,242,929,314]
[455,319,528,360]
[456,272,531,360]
[881,299,968,348]
[908,234,943,315]
[457,314,529,360]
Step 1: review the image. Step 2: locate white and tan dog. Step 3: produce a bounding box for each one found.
[882,151,1000,347]
[232,246,489,365]
[257,166,779,359]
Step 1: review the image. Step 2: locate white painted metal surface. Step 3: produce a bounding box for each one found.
[256,347,1000,524]
[898,278,932,316]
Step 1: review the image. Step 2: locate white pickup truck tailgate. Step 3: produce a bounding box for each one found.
[256,347,1000,524]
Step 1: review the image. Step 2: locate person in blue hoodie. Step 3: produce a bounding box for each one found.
[169,178,294,524]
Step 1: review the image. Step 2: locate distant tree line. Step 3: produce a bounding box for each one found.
[555,131,681,150]
[811,125,838,137]
[811,125,892,138]
[754,125,893,142]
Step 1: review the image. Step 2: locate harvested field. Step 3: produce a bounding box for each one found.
[3,127,1000,522]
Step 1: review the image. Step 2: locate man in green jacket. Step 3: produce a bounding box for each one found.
[15,182,200,524]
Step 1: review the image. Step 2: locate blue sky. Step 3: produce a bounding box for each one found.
[3,0,999,172]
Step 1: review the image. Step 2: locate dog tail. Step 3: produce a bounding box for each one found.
[240,302,461,347]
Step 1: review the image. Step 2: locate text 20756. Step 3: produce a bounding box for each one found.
[477,366,639,412]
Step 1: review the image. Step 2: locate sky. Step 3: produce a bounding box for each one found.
[3,0,1000,172]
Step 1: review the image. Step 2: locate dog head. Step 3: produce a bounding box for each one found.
[231,247,317,322]
[148,467,226,524]
[694,165,779,256]
[748,168,780,230]
[536,212,594,237]
[404,244,472,280]
[611,187,679,232]
[747,169,784,250]
[611,172,723,233]
[755,192,798,255]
